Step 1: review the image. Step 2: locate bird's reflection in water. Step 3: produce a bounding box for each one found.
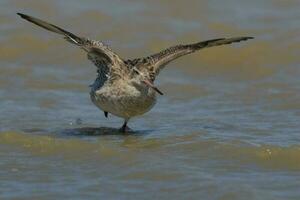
[59,127,154,138]
[23,127,153,143]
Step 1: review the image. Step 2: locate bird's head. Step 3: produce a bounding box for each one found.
[131,67,163,95]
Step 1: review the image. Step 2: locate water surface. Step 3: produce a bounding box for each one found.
[1,0,300,199]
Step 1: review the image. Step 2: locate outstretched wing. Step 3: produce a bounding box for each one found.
[17,13,124,73]
[128,37,253,80]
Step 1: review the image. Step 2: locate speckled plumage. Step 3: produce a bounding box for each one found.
[18,13,253,132]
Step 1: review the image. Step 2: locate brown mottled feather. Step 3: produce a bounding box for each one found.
[126,37,254,80]
[17,13,124,77]
[18,13,253,82]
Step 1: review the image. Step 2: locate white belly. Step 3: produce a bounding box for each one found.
[90,81,157,119]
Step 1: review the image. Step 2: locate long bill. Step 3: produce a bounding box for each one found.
[142,80,164,95]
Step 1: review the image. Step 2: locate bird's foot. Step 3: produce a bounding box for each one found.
[119,125,132,133]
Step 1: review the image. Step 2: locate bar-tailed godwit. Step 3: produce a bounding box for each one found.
[18,13,253,132]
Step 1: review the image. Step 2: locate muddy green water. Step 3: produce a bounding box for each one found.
[1,0,300,199]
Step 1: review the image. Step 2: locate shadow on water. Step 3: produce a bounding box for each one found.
[24,127,152,138]
[62,127,149,136]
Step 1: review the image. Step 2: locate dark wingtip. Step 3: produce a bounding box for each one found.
[17,13,29,20]
[17,12,25,17]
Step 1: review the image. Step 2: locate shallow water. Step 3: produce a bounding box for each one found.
[1,0,300,199]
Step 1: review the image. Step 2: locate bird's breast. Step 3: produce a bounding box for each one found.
[90,79,157,119]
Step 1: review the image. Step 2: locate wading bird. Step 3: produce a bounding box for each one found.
[18,13,253,132]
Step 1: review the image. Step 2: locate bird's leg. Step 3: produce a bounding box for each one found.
[104,111,108,118]
[119,119,130,133]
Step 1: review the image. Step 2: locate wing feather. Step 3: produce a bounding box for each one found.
[130,37,253,78]
[17,13,123,69]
